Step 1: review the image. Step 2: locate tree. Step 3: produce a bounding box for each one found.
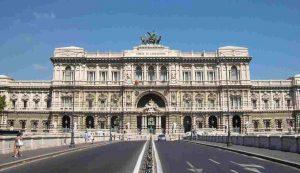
[0,95,6,113]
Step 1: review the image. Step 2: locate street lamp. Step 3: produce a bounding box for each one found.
[69,65,76,148]
[109,106,112,141]
[226,65,232,147]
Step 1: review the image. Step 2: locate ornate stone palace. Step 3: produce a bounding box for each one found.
[0,33,300,134]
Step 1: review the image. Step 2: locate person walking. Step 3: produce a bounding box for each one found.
[89,133,94,144]
[13,132,23,158]
[84,131,89,143]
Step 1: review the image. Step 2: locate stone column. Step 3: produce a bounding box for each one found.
[158,116,161,129]
[108,64,112,82]
[143,64,147,81]
[156,64,159,81]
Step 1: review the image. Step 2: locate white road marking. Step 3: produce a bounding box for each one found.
[186,161,203,173]
[152,140,163,173]
[230,161,264,173]
[133,140,147,173]
[209,159,221,165]
[251,156,265,161]
[230,169,239,173]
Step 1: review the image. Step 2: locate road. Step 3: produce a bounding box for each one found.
[155,141,300,173]
[0,141,145,173]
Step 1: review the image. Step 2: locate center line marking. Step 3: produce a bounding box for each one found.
[230,170,239,173]
[209,159,220,165]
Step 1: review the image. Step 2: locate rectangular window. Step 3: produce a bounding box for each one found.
[87,71,95,82]
[88,100,93,109]
[62,97,72,108]
[182,71,191,81]
[252,100,257,109]
[253,120,259,129]
[23,101,27,108]
[207,71,215,81]
[12,100,16,108]
[46,100,51,108]
[195,71,204,81]
[208,100,215,109]
[196,100,203,108]
[100,100,106,107]
[275,100,280,108]
[99,71,107,81]
[34,101,39,109]
[100,122,105,129]
[112,71,120,81]
[264,120,271,128]
[231,97,241,109]
[287,100,291,108]
[263,100,269,109]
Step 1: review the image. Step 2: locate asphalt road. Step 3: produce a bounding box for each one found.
[0,141,145,173]
[155,141,300,173]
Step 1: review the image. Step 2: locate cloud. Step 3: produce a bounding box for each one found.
[33,64,48,71]
[33,12,56,19]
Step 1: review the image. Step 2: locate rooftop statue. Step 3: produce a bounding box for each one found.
[140,32,161,45]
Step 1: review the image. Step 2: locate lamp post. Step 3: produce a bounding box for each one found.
[190,101,193,140]
[69,65,76,148]
[226,65,232,147]
[109,106,112,141]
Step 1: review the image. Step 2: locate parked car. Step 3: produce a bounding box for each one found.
[158,134,166,141]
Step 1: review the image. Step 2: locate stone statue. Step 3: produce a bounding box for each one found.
[140,32,162,45]
[144,99,159,112]
[53,121,57,129]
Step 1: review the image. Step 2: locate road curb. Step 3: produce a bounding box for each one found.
[184,140,300,170]
[0,141,117,171]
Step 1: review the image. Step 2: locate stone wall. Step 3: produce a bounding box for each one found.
[194,134,300,153]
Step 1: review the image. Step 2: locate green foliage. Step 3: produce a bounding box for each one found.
[0,95,6,112]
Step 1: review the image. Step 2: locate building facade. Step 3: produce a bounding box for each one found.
[0,35,300,134]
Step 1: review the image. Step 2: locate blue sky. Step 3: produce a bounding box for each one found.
[0,0,299,80]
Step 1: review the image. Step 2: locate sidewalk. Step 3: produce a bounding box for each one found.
[0,141,113,170]
[185,140,300,169]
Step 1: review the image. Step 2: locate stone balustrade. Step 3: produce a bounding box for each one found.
[0,134,121,154]
[192,134,300,153]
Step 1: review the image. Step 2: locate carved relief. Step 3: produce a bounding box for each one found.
[10,94,18,101]
[44,94,51,101]
[111,93,120,106]
[285,93,292,100]
[98,93,107,101]
[21,94,29,101]
[86,93,95,101]
[183,92,192,102]
[61,92,72,98]
[262,93,270,101]
[208,92,217,101]
[273,93,281,101]
[230,91,241,97]
[33,94,40,102]
[251,93,259,100]
[195,93,205,101]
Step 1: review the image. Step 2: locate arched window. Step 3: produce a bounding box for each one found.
[160,66,168,81]
[64,66,73,81]
[230,66,239,80]
[148,66,155,81]
[135,66,143,80]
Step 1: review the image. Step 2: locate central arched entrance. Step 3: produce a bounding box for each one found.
[136,92,167,134]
